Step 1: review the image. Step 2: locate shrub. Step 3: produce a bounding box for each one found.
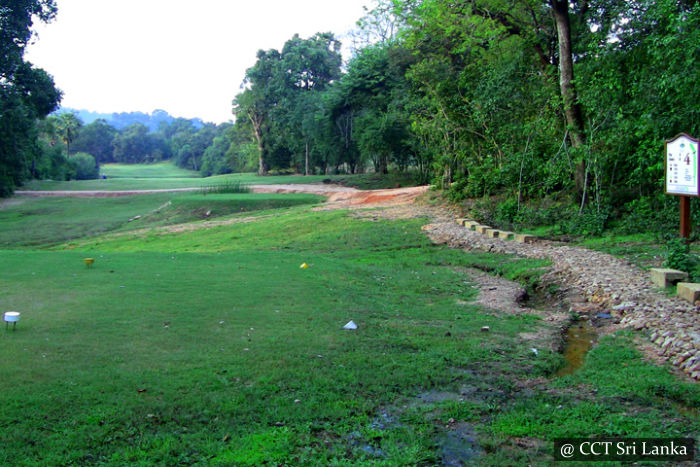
[663,237,695,274]
[559,208,609,236]
[71,152,100,180]
[494,198,519,226]
[618,195,677,234]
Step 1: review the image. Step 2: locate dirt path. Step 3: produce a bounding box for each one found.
[253,184,430,208]
[44,185,430,240]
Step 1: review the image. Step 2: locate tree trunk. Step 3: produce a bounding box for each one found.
[248,111,267,176]
[305,140,309,176]
[551,0,585,148]
[256,137,266,176]
[551,0,588,204]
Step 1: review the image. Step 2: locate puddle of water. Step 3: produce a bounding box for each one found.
[556,320,598,377]
[439,422,482,466]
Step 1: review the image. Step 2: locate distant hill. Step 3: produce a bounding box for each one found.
[54,108,205,132]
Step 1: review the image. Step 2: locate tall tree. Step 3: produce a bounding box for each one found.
[0,0,61,196]
[551,0,585,148]
[53,112,83,158]
[278,33,342,174]
[71,119,118,163]
[233,49,283,175]
[233,89,268,175]
[233,34,342,175]
[112,123,169,163]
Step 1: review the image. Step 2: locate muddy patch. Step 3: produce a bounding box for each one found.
[464,267,569,353]
[349,390,488,465]
[555,320,599,376]
[465,268,529,315]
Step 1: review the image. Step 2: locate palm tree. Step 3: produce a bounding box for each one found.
[55,112,82,157]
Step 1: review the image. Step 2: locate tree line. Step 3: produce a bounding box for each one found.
[230,0,700,232]
[4,0,700,235]
[32,112,256,181]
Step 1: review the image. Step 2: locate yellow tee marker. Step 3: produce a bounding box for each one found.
[84,258,95,268]
[300,263,310,269]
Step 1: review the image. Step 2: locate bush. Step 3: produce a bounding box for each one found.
[71,152,100,180]
[663,237,697,274]
[618,195,677,234]
[494,198,519,226]
[34,140,75,181]
[558,208,610,236]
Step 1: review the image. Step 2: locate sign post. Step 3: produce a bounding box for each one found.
[666,133,700,239]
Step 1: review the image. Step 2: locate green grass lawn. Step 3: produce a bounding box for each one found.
[0,193,324,248]
[21,163,424,192]
[101,162,202,179]
[1,194,699,465]
[0,194,176,247]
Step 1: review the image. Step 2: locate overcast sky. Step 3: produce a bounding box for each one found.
[25,0,371,124]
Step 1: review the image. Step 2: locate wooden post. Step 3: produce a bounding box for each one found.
[680,196,691,239]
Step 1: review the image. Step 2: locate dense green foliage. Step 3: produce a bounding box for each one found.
[0,0,62,196]
[227,0,700,234]
[70,152,99,180]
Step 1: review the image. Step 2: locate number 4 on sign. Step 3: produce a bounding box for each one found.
[665,133,700,239]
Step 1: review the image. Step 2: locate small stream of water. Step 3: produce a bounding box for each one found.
[555,320,599,377]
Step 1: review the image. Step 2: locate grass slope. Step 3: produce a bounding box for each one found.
[0,194,323,248]
[101,162,201,179]
[0,196,698,465]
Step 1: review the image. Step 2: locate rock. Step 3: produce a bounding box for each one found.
[514,234,536,243]
[650,268,688,288]
[677,283,700,303]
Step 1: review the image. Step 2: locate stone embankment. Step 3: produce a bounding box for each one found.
[422,220,700,380]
